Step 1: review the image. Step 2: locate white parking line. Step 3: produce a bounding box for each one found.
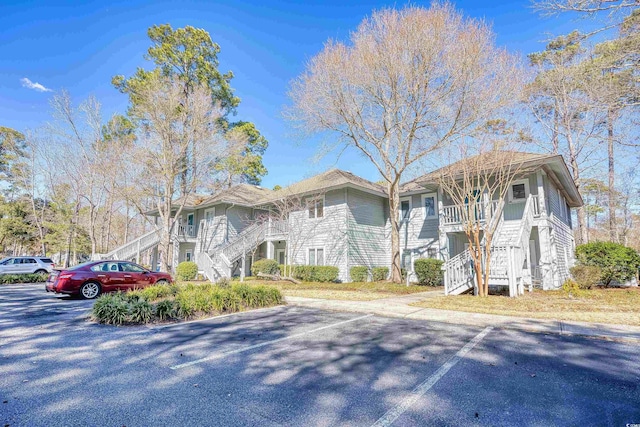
[371,326,494,427]
[170,313,374,370]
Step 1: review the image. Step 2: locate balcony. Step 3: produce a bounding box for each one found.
[177,223,197,238]
[265,219,288,238]
[441,200,501,226]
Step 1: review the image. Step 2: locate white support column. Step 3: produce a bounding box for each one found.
[136,239,141,264]
[437,187,448,261]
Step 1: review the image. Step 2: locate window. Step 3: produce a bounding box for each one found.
[308,248,324,266]
[204,208,215,226]
[91,262,121,272]
[25,258,36,264]
[185,251,192,262]
[308,197,324,219]
[509,179,530,203]
[400,197,411,220]
[120,262,146,272]
[402,250,412,270]
[427,247,438,258]
[422,193,437,219]
[40,258,54,264]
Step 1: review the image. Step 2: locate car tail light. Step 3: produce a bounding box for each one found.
[59,273,73,279]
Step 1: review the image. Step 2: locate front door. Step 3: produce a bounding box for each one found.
[120,262,152,289]
[276,249,286,265]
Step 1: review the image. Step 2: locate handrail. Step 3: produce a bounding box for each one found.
[443,248,473,295]
[441,199,502,226]
[212,222,267,264]
[105,228,161,260]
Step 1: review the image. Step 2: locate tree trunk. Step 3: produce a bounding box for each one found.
[607,110,617,243]
[388,180,402,283]
[566,139,588,244]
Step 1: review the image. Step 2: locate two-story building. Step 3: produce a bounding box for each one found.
[103,152,582,296]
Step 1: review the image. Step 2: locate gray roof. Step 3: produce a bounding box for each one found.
[258,169,386,204]
[401,151,583,207]
[199,184,273,208]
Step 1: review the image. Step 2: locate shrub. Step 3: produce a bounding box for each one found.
[129,300,153,323]
[176,261,198,281]
[562,278,583,296]
[0,273,49,284]
[215,277,231,288]
[155,300,177,320]
[92,293,129,325]
[414,259,444,286]
[251,259,280,276]
[569,265,602,290]
[575,242,640,285]
[289,265,339,282]
[350,266,368,282]
[313,266,339,282]
[372,267,389,282]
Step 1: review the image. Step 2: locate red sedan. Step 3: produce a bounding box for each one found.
[46,260,173,299]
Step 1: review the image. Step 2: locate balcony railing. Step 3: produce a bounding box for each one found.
[441,200,501,226]
[266,219,288,236]
[177,224,197,238]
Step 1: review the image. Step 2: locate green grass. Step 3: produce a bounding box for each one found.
[411,287,640,326]
[91,282,284,325]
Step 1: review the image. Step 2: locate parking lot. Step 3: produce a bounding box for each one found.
[1,284,639,426]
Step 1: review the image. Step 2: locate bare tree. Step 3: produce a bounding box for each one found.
[437,128,532,297]
[287,3,525,282]
[126,75,225,272]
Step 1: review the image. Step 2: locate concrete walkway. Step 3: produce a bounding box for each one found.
[285,291,640,344]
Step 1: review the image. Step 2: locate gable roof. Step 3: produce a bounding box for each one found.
[258,169,386,204]
[402,151,583,207]
[199,184,273,208]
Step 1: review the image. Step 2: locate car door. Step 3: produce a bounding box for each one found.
[119,262,152,289]
[91,262,130,292]
[22,258,38,274]
[0,258,17,274]
[14,258,31,274]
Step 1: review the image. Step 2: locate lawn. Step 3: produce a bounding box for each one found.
[238,278,439,301]
[411,287,640,326]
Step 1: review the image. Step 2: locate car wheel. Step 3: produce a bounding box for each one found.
[155,279,169,286]
[80,281,101,299]
[34,269,47,274]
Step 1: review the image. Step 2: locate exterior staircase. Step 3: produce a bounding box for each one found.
[100,228,161,262]
[443,196,535,297]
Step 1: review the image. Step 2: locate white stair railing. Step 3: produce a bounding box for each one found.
[444,248,474,295]
[104,228,161,261]
[211,222,267,265]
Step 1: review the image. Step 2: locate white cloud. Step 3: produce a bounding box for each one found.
[20,77,52,92]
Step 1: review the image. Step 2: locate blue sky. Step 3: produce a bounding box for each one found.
[0,0,588,189]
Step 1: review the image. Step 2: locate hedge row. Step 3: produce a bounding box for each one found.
[0,273,49,284]
[92,282,283,325]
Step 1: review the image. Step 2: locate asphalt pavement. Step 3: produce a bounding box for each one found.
[1,284,639,426]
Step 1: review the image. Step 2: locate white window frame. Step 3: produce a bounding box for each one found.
[508,179,530,203]
[307,196,325,219]
[399,197,412,221]
[204,207,216,226]
[307,247,325,266]
[422,193,437,219]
